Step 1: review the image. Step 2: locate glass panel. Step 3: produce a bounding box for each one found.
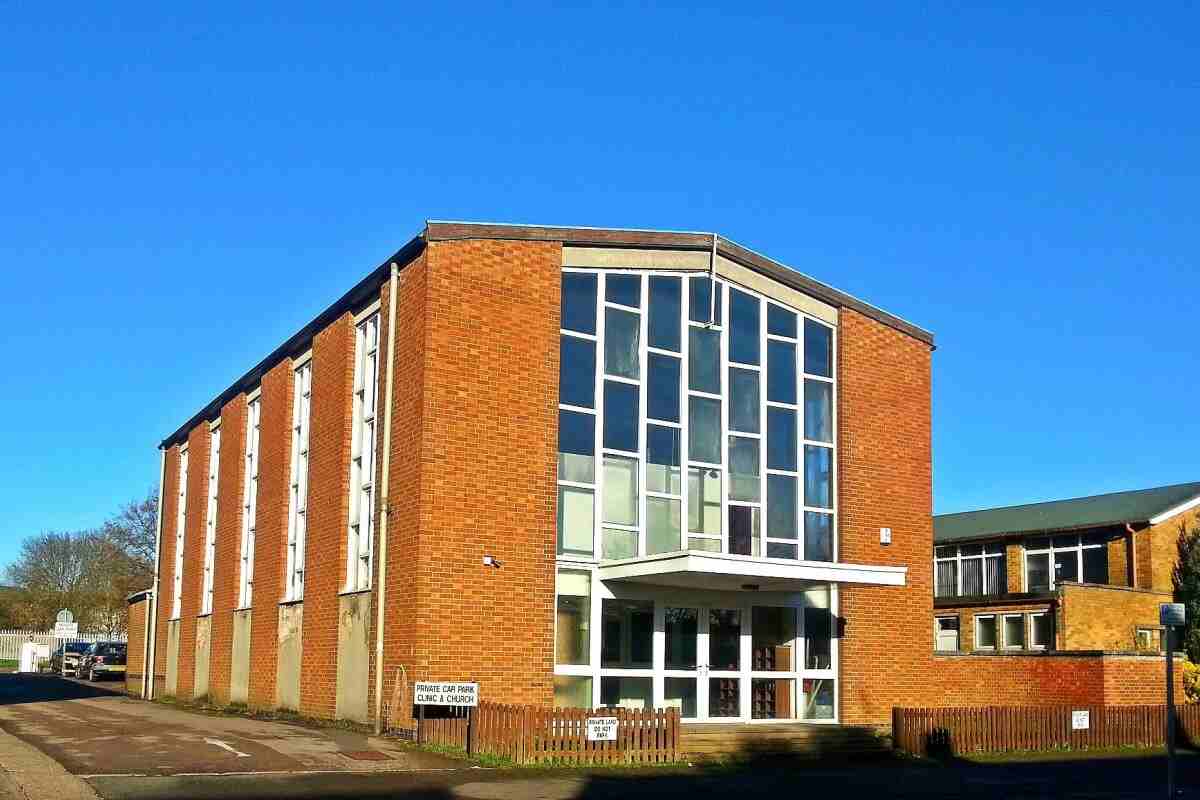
[975,616,997,649]
[1083,547,1108,584]
[804,318,832,377]
[646,497,682,555]
[709,609,741,670]
[647,354,681,422]
[1027,536,1051,551]
[804,512,833,561]
[985,542,1005,555]
[561,272,597,335]
[688,536,721,551]
[962,559,984,596]
[604,308,640,379]
[1027,553,1050,591]
[602,381,639,452]
[804,379,833,443]
[601,599,653,668]
[648,276,681,352]
[601,528,638,560]
[1053,534,1079,549]
[802,679,835,720]
[646,425,682,495]
[708,678,740,718]
[688,327,720,393]
[555,570,590,665]
[664,678,697,718]
[935,545,956,559]
[557,486,594,557]
[553,676,593,709]
[664,607,698,669]
[602,455,638,525]
[728,436,760,501]
[688,396,720,463]
[935,617,960,652]
[600,676,652,710]
[729,288,760,365]
[768,304,797,338]
[767,542,797,559]
[1082,531,1108,547]
[985,555,1005,595]
[804,445,833,509]
[605,273,641,308]
[729,368,760,433]
[559,336,596,408]
[767,474,798,540]
[1054,550,1079,584]
[1004,615,1025,648]
[804,607,832,669]
[729,505,760,556]
[688,276,722,323]
[688,467,721,535]
[767,407,798,471]
[767,340,797,404]
[1031,614,1053,649]
[752,678,795,719]
[557,410,595,484]
[960,544,984,556]
[752,606,795,671]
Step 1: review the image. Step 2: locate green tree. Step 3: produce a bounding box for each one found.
[1173,518,1200,662]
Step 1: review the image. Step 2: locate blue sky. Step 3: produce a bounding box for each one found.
[1,3,1196,569]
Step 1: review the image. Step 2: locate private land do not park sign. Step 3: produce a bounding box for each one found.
[414,682,479,707]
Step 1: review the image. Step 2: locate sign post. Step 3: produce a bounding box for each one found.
[1160,603,1185,799]
[54,610,76,676]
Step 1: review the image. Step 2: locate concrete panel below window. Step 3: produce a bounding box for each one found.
[164,619,180,697]
[276,603,303,711]
[336,591,370,723]
[193,616,212,700]
[230,609,251,704]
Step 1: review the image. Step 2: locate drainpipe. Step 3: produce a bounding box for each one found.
[373,261,400,734]
[145,447,166,700]
[1124,523,1138,588]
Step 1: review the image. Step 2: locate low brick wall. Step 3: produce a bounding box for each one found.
[125,597,147,696]
[1058,583,1171,651]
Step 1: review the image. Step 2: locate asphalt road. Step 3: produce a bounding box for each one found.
[0,673,1196,800]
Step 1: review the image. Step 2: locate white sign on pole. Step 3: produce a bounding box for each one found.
[586,717,618,742]
[1160,603,1186,627]
[56,609,74,625]
[53,621,79,639]
[1072,710,1090,731]
[413,682,479,707]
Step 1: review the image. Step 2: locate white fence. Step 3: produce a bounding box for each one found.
[0,630,125,662]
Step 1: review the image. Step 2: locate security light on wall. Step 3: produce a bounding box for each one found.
[482,555,502,568]
[880,527,892,546]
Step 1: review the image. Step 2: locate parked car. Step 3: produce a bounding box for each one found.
[80,641,126,682]
[47,641,92,676]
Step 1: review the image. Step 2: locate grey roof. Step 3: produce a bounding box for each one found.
[934,481,1200,543]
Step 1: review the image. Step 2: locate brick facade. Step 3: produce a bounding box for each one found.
[125,596,148,695]
[175,424,211,699]
[208,397,247,704]
[1059,583,1171,652]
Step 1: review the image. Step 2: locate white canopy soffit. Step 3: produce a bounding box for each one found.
[596,551,907,592]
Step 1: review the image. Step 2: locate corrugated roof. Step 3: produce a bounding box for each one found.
[934,481,1200,543]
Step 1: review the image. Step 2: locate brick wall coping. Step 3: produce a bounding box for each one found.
[934,650,1184,660]
[1058,581,1174,597]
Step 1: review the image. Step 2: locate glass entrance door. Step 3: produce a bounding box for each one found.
[704,607,743,720]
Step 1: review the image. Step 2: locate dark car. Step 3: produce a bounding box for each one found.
[48,641,92,676]
[80,641,127,682]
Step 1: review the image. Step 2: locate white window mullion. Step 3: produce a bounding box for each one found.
[285,360,312,601]
[171,447,188,619]
[201,426,220,615]
[346,313,380,592]
[239,396,260,609]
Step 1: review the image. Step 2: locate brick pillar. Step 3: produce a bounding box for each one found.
[177,424,211,699]
[208,397,247,704]
[247,360,294,708]
[1005,542,1023,593]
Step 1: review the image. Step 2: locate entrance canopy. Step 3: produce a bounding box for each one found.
[597,551,906,592]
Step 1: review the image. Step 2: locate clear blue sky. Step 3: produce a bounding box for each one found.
[1,3,1196,569]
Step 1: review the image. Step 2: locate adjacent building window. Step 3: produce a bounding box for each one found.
[556,269,837,562]
[346,312,380,591]
[201,426,220,615]
[1025,533,1108,591]
[974,614,997,650]
[935,616,960,652]
[934,543,1006,598]
[171,446,188,619]
[285,359,312,602]
[1030,612,1053,650]
[238,396,261,609]
[555,570,590,666]
[1002,614,1025,649]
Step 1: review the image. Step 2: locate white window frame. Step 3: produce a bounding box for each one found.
[1002,613,1026,650]
[201,423,220,615]
[934,542,1005,598]
[238,395,261,609]
[973,614,997,651]
[284,357,313,601]
[171,445,188,620]
[1029,611,1052,650]
[934,615,960,652]
[1023,534,1106,591]
[346,311,380,592]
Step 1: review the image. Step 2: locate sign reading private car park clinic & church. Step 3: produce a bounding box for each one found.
[414,681,478,707]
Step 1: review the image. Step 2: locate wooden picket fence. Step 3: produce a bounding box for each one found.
[894,704,1200,756]
[408,702,679,765]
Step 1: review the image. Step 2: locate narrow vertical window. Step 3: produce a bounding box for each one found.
[201,426,220,615]
[285,359,312,601]
[347,313,380,591]
[171,446,188,619]
[238,396,261,608]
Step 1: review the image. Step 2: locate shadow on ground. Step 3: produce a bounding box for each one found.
[0,672,122,706]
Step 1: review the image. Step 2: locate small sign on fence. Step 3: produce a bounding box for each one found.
[586,716,618,742]
[53,622,79,639]
[1071,710,1090,730]
[414,681,478,707]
